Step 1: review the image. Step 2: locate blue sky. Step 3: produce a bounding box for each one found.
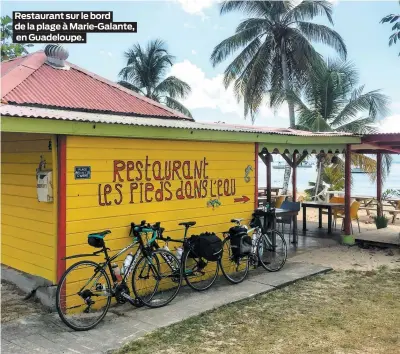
[3,0,400,131]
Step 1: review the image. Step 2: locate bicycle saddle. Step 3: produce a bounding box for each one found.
[230,218,244,223]
[178,221,196,227]
[88,230,111,238]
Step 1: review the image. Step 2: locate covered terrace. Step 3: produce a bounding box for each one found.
[350,133,400,246]
[258,132,400,247]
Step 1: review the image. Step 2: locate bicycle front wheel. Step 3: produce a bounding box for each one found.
[56,260,112,331]
[257,229,287,272]
[132,249,182,308]
[219,237,249,284]
[182,249,219,291]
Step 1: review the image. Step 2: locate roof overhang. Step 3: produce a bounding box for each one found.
[351,133,400,154]
[0,105,362,146]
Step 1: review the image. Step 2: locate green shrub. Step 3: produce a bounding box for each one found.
[373,215,389,229]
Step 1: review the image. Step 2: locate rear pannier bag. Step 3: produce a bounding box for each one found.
[229,226,252,257]
[189,232,223,261]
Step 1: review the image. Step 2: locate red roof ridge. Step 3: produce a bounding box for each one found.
[1,51,46,98]
[65,60,193,121]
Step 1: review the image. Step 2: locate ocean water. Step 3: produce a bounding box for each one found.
[257,159,400,196]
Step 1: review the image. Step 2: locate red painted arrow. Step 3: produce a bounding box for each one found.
[234,195,250,203]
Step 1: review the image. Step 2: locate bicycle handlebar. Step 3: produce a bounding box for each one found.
[131,220,162,234]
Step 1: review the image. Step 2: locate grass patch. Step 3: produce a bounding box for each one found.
[116,268,400,354]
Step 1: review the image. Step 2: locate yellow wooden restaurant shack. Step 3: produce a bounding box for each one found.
[0,45,361,299]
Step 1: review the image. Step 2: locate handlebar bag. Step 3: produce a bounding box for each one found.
[189,232,222,261]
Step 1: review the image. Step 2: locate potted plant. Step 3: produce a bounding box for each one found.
[373,215,389,229]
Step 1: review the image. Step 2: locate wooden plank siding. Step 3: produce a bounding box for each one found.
[65,136,256,268]
[1,132,57,282]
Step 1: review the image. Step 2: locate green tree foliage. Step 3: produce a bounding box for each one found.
[1,15,32,61]
[210,0,346,127]
[380,2,400,56]
[118,39,192,118]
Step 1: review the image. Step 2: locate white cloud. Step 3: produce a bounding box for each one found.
[379,114,400,133]
[168,60,290,127]
[176,0,215,15]
[191,49,197,55]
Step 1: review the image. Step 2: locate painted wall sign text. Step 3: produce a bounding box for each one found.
[98,157,237,206]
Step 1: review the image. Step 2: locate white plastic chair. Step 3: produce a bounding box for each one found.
[311,184,329,203]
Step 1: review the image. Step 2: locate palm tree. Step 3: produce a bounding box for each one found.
[118,39,193,118]
[210,0,346,194]
[1,15,32,61]
[285,59,391,195]
[380,1,400,56]
[210,0,346,126]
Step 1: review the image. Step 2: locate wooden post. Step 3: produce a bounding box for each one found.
[377,152,382,217]
[344,145,351,234]
[292,152,297,202]
[267,153,272,204]
[255,143,259,210]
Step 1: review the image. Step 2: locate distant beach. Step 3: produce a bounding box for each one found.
[258,160,400,196]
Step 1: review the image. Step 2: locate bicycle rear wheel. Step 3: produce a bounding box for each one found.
[257,229,287,272]
[56,260,112,331]
[132,249,182,308]
[219,237,249,284]
[182,249,219,291]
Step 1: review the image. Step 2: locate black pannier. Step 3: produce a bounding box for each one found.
[88,236,105,248]
[229,226,252,257]
[189,232,223,261]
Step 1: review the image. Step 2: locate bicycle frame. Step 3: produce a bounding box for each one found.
[63,228,160,297]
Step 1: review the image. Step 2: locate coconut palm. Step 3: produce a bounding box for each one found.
[210,0,346,194]
[283,59,392,195]
[210,0,347,126]
[118,39,192,118]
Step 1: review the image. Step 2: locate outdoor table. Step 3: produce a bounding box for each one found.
[353,195,377,216]
[302,201,345,234]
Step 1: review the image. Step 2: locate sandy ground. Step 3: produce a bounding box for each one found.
[289,197,400,270]
[0,281,47,323]
[290,244,400,271]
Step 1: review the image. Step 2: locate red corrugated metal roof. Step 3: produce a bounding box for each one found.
[0,51,192,120]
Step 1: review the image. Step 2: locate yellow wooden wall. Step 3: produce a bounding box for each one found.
[1,132,57,282]
[65,136,256,267]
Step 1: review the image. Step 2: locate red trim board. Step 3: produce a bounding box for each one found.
[57,135,67,282]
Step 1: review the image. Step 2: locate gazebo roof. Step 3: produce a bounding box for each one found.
[352,133,400,154]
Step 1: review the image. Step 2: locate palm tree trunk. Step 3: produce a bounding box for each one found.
[280,39,295,196]
[281,40,296,128]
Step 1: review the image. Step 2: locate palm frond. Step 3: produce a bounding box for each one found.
[286,0,334,25]
[164,97,193,118]
[155,76,191,99]
[223,36,263,89]
[297,22,347,59]
[335,117,377,134]
[210,20,266,67]
[331,87,390,127]
[117,80,145,95]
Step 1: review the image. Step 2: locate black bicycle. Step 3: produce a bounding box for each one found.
[56,221,182,331]
[154,221,220,291]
